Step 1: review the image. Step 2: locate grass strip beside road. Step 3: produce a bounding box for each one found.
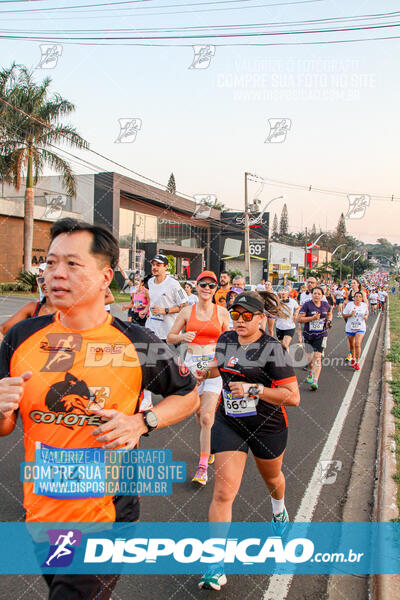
[387,293,400,518]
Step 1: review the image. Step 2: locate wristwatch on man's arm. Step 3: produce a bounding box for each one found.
[142,410,158,436]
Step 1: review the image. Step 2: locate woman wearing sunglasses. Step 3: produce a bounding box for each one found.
[167,271,229,486]
[197,291,300,591]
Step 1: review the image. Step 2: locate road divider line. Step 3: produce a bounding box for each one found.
[263,312,381,600]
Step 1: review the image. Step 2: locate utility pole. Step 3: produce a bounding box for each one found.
[325,246,328,283]
[131,211,137,272]
[244,172,251,284]
[304,227,308,281]
[339,247,343,282]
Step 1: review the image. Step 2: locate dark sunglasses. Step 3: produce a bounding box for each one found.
[230,310,262,322]
[198,281,217,289]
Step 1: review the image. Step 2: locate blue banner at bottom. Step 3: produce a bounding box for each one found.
[0,523,399,574]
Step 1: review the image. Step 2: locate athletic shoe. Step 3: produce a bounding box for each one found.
[272,507,290,535]
[311,381,319,391]
[350,359,356,368]
[354,363,360,371]
[305,374,313,384]
[199,566,227,591]
[345,353,352,362]
[192,465,208,486]
[208,454,215,465]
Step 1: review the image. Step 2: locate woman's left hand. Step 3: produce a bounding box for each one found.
[228,381,244,397]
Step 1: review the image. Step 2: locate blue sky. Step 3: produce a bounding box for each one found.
[1,0,399,243]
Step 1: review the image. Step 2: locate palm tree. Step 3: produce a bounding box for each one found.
[0,63,88,270]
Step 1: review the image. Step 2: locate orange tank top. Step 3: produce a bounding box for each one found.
[186,303,224,345]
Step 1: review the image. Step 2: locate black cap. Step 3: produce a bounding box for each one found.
[151,254,169,265]
[230,292,265,314]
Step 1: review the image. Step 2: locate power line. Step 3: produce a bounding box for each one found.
[3,10,400,32]
[249,175,399,203]
[3,21,400,40]
[0,0,324,14]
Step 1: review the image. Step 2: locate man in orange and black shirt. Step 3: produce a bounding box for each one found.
[0,218,198,599]
[213,271,231,307]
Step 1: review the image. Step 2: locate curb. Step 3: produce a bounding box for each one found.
[370,302,399,599]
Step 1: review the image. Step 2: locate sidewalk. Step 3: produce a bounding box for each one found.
[371,302,399,599]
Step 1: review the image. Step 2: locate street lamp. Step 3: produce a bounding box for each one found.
[331,244,346,257]
[310,233,327,248]
[244,171,285,284]
[352,253,361,278]
[340,249,355,282]
[330,244,346,282]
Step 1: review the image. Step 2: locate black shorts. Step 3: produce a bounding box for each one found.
[336,298,344,305]
[276,327,295,341]
[38,495,139,599]
[43,573,119,600]
[304,336,327,353]
[211,408,288,459]
[132,312,147,326]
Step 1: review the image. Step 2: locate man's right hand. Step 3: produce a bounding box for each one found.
[0,372,32,419]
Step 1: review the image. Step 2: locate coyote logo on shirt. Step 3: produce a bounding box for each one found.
[45,373,97,414]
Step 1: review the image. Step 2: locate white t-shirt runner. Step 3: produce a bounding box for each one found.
[146,275,188,339]
[378,290,387,302]
[275,297,299,330]
[343,301,368,334]
[369,292,378,304]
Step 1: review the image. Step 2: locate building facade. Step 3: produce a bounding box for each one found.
[0,172,222,282]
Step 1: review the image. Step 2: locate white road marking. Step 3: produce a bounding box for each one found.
[263,312,381,600]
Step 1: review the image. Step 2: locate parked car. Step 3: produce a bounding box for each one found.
[244,284,257,292]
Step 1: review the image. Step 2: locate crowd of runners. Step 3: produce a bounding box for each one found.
[0,217,391,596]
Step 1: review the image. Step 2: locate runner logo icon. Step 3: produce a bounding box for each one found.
[42,529,82,567]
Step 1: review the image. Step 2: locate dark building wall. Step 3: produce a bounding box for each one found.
[93,172,119,238]
[0,217,51,282]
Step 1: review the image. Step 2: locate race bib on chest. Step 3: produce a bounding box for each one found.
[194,354,214,370]
[223,389,257,418]
[150,308,163,321]
[350,319,362,331]
[32,442,105,499]
[309,319,324,332]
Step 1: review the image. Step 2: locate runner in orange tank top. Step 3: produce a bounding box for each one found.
[167,271,229,486]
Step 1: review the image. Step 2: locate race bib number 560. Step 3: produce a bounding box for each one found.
[223,390,257,418]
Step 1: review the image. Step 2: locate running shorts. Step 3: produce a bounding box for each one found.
[276,327,295,341]
[346,330,365,337]
[211,408,288,459]
[132,312,147,326]
[43,573,119,600]
[304,336,327,353]
[185,353,222,395]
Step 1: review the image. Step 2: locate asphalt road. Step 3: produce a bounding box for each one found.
[0,296,383,600]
